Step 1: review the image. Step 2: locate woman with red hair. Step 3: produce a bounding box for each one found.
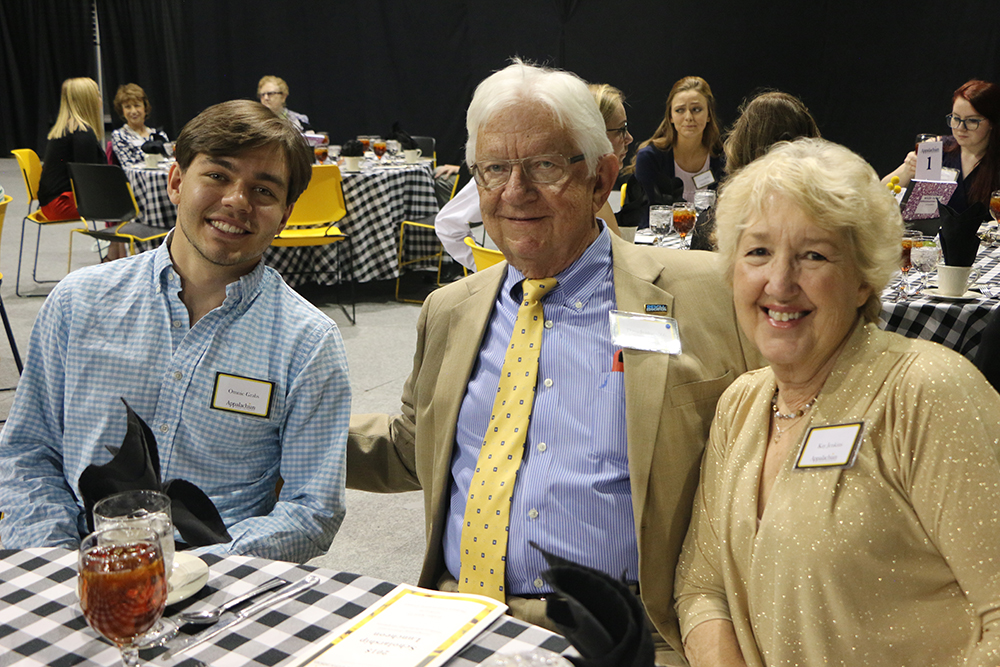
[883,79,1000,212]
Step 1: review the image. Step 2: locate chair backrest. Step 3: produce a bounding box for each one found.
[0,195,11,235]
[411,136,436,164]
[67,163,139,224]
[11,149,42,203]
[285,164,347,228]
[464,236,504,271]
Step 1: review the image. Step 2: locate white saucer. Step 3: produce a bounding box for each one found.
[921,288,980,301]
[167,552,209,605]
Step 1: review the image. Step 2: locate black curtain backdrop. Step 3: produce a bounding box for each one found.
[4,0,1000,180]
[1,0,94,152]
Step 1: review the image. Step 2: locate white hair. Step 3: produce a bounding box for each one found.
[464,59,613,176]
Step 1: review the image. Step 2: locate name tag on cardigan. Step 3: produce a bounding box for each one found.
[793,422,864,470]
[211,372,275,418]
[693,169,716,189]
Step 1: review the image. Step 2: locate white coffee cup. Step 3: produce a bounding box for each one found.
[937,265,979,297]
[404,148,422,163]
[343,156,362,172]
[144,152,159,169]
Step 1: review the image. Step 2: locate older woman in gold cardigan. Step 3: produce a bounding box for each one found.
[675,138,1000,666]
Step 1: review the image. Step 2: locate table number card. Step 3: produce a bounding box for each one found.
[285,584,508,667]
[915,140,943,181]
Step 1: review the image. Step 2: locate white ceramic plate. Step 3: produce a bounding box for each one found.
[167,552,209,606]
[921,288,980,301]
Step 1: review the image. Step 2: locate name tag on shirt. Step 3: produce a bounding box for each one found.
[211,372,275,418]
[609,310,681,355]
[793,422,864,470]
[693,169,715,189]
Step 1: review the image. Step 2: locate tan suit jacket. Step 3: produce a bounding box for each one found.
[348,234,761,652]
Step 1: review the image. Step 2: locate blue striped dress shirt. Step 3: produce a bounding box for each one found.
[0,238,351,562]
[443,225,638,595]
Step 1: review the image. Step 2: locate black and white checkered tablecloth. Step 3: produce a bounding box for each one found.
[0,548,572,667]
[125,166,177,231]
[265,164,440,286]
[880,245,1000,360]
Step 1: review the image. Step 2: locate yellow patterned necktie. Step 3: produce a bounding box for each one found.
[458,277,557,600]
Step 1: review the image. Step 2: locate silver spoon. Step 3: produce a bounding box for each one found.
[179,576,288,624]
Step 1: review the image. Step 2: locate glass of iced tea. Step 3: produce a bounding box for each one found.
[79,527,167,666]
[314,145,329,164]
[672,202,697,248]
[373,140,387,161]
[990,190,1000,222]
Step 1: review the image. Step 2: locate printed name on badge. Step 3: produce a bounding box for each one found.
[794,421,864,470]
[211,372,275,418]
[693,170,715,189]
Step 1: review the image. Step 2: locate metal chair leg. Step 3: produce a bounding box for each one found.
[0,295,23,376]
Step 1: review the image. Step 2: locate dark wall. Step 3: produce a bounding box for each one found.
[4,0,1000,180]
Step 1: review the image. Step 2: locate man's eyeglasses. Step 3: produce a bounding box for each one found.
[471,154,585,190]
[946,113,984,131]
[607,122,628,139]
[259,91,285,99]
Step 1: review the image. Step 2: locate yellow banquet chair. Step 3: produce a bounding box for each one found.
[464,236,504,271]
[395,218,445,303]
[0,196,25,377]
[11,149,85,297]
[270,164,354,324]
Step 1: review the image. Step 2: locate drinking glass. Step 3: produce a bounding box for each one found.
[357,135,372,153]
[649,205,672,247]
[915,133,936,152]
[991,190,1000,223]
[693,188,716,213]
[79,527,168,667]
[672,202,697,249]
[314,145,329,164]
[94,490,174,577]
[898,230,921,299]
[906,236,938,296]
[373,139,387,161]
[386,139,401,162]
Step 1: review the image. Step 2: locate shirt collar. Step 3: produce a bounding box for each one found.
[502,222,613,306]
[154,231,268,307]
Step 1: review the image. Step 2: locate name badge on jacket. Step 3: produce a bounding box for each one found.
[794,422,864,470]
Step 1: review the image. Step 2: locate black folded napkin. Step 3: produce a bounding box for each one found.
[939,201,987,266]
[389,121,418,151]
[140,131,169,156]
[647,173,684,207]
[618,175,648,229]
[533,542,655,667]
[689,207,717,251]
[78,399,232,547]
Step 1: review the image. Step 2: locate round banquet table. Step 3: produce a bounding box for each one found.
[0,547,573,667]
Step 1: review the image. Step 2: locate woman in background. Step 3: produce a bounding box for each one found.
[111,83,168,167]
[257,75,311,131]
[882,79,999,213]
[588,82,635,235]
[37,77,104,221]
[633,76,724,205]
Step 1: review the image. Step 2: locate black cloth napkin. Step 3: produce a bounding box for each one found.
[77,399,232,547]
[939,201,987,266]
[389,122,418,150]
[140,131,170,156]
[533,543,655,667]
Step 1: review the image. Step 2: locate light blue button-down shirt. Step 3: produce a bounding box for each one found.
[0,237,351,562]
[443,225,639,595]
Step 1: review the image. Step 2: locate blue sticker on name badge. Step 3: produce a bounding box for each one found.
[608,310,681,355]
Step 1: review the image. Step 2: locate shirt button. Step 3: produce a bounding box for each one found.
[159,424,169,434]
[173,371,183,381]
[533,577,544,589]
[172,320,182,328]
[544,320,553,329]
[167,271,175,281]
[574,301,583,309]
[537,442,547,452]
[528,508,539,519]
[543,378,553,388]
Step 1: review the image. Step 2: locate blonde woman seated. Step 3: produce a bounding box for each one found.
[675,138,1000,666]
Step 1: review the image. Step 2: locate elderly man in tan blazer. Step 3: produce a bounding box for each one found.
[348,60,760,665]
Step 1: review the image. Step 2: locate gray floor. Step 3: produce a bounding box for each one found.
[0,157,426,584]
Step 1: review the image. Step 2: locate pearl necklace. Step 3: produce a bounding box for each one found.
[770,388,817,443]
